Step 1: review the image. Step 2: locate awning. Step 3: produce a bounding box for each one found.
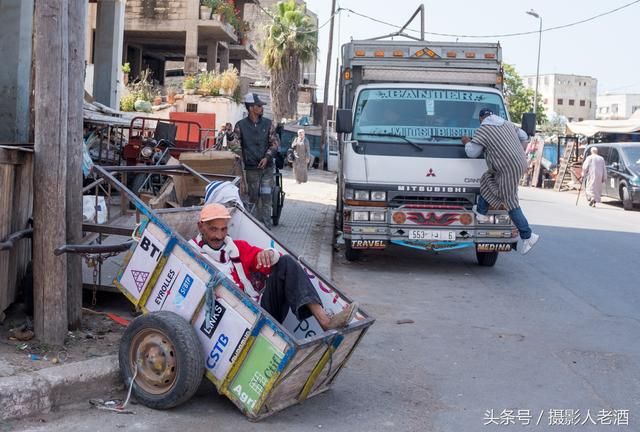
[566,112,640,137]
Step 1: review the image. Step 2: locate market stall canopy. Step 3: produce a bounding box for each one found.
[566,110,640,137]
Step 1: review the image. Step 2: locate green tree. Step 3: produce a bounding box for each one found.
[503,63,546,125]
[262,0,317,121]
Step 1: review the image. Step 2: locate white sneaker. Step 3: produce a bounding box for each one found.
[472,205,491,223]
[520,233,539,255]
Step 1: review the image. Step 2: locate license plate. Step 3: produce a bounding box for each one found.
[407,230,456,241]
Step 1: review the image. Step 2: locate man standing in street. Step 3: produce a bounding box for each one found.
[461,108,540,255]
[234,93,280,228]
[582,146,607,207]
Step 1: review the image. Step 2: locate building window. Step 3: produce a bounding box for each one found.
[557,98,563,105]
[580,100,586,107]
[612,104,619,114]
[568,117,574,121]
[589,101,592,108]
[543,98,548,105]
[569,99,575,106]
[578,118,583,121]
[544,76,549,86]
[632,105,640,113]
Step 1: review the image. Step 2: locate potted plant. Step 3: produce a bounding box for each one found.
[183,75,197,95]
[238,20,251,45]
[201,0,220,19]
[166,85,178,104]
[215,1,234,24]
[122,62,131,85]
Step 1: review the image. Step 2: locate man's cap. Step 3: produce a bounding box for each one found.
[199,203,231,222]
[479,108,494,119]
[243,92,266,107]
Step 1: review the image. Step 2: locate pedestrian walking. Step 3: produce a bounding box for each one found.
[461,108,540,255]
[582,146,607,207]
[291,129,311,183]
[233,93,280,228]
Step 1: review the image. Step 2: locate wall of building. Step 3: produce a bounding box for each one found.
[596,93,640,120]
[0,0,34,143]
[524,74,597,122]
[126,0,189,22]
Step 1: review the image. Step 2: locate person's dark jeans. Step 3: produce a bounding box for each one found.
[260,255,321,323]
[477,195,532,240]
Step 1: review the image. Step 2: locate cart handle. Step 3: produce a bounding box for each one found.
[54,240,135,256]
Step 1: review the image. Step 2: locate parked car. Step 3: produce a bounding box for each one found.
[584,142,640,210]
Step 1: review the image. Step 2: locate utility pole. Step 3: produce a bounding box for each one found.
[319,0,337,171]
[67,0,87,330]
[33,0,70,345]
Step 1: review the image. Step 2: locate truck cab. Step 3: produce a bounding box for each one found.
[337,40,525,266]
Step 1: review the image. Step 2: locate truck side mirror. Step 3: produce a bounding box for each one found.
[336,109,353,134]
[521,112,536,137]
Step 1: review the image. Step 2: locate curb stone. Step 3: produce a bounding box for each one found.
[0,355,122,421]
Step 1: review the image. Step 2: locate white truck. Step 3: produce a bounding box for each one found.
[335,38,534,266]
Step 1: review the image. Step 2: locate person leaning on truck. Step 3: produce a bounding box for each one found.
[233,93,280,228]
[189,203,357,330]
[461,108,540,255]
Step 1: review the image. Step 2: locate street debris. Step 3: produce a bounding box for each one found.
[396,319,415,325]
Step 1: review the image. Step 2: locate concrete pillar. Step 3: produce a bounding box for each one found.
[207,42,219,72]
[93,0,125,108]
[219,44,229,72]
[0,0,34,143]
[185,28,199,75]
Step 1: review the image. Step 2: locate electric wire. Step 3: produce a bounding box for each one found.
[338,0,640,39]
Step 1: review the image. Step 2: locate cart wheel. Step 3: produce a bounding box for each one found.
[344,240,361,262]
[475,247,499,267]
[272,185,283,226]
[118,311,204,409]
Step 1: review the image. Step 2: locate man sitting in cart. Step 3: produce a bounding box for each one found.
[189,203,356,331]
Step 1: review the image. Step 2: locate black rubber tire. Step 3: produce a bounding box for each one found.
[118,311,204,410]
[272,185,283,226]
[476,249,499,267]
[344,240,361,262]
[621,185,633,211]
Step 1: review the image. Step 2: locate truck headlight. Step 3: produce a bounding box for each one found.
[344,188,354,200]
[370,191,386,201]
[354,190,370,200]
[495,215,511,225]
[352,211,369,221]
[370,211,386,222]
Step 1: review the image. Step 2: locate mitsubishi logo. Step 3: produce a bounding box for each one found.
[426,168,436,177]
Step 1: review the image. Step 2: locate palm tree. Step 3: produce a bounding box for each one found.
[262,0,317,121]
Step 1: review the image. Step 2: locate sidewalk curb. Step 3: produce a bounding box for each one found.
[0,355,122,421]
[315,205,335,280]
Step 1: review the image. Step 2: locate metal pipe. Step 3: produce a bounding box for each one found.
[0,228,33,251]
[54,240,134,256]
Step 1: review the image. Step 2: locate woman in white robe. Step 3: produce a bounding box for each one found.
[291,129,310,184]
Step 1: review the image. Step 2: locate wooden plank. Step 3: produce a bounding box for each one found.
[0,162,16,315]
[8,151,33,317]
[33,0,69,345]
[66,0,86,329]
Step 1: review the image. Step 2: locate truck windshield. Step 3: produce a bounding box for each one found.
[353,88,508,144]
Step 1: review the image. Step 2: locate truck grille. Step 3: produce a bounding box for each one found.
[390,195,474,208]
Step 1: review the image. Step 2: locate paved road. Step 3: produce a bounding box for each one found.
[7,188,640,432]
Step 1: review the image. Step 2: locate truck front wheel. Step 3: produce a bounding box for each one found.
[475,248,499,267]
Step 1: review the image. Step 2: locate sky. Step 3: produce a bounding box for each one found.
[304,0,640,103]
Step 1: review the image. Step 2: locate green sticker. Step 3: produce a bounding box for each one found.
[229,335,283,413]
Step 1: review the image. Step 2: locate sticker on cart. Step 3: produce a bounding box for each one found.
[282,310,324,340]
[145,254,205,320]
[229,334,284,414]
[119,231,166,301]
[195,298,252,381]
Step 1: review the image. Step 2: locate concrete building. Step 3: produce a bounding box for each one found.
[596,93,640,120]
[523,73,597,122]
[0,0,34,143]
